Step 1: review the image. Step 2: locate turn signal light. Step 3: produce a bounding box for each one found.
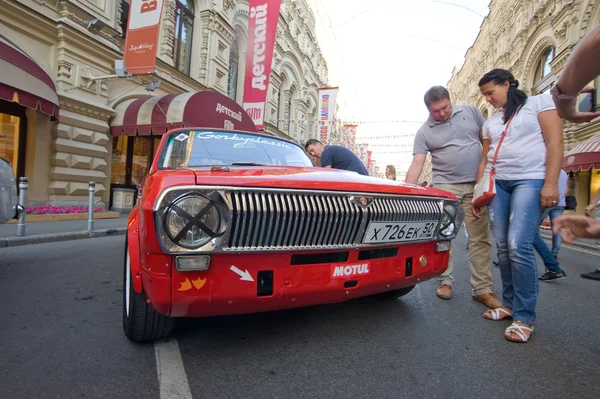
[176,255,211,271]
[435,241,451,252]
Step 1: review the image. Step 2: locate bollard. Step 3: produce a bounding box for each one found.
[17,177,28,236]
[88,181,95,232]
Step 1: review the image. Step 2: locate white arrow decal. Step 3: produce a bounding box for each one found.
[230,265,254,282]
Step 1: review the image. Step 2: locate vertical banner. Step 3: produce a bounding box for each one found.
[318,87,338,144]
[123,0,165,75]
[242,0,281,130]
[343,124,357,151]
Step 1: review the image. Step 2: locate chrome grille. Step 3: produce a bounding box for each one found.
[227,191,442,250]
[367,197,441,222]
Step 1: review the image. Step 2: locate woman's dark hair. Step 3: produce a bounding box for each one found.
[478,69,528,123]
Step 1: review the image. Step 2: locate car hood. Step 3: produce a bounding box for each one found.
[189,166,452,199]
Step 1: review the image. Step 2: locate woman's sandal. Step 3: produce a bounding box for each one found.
[504,322,534,343]
[483,307,513,321]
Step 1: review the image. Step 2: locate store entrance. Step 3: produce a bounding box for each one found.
[110,135,161,211]
[0,100,27,180]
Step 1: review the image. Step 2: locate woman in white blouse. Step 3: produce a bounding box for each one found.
[472,69,564,343]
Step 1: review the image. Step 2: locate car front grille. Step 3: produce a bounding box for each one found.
[226,190,442,250]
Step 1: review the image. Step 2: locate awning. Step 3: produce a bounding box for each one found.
[110,91,256,136]
[563,135,600,172]
[0,37,59,119]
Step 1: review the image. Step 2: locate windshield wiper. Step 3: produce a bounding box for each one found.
[230,162,271,166]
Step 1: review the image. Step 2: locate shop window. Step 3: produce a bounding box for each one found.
[111,136,161,187]
[120,0,130,38]
[591,170,600,199]
[111,136,128,185]
[174,0,194,75]
[532,46,555,94]
[131,136,153,186]
[0,104,26,178]
[228,39,239,101]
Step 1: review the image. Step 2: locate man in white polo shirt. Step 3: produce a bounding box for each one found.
[406,86,501,309]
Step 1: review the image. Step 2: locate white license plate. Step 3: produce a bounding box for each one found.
[363,221,438,244]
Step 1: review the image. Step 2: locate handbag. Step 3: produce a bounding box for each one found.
[473,107,520,207]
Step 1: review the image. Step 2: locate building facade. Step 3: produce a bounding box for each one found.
[447,0,600,213]
[0,0,332,211]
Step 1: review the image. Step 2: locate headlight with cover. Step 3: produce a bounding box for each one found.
[439,201,462,238]
[164,194,223,249]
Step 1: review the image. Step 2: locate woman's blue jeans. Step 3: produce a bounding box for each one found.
[489,179,544,325]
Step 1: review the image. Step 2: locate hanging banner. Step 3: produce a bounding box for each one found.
[343,124,357,150]
[318,87,338,144]
[123,0,165,75]
[242,0,281,130]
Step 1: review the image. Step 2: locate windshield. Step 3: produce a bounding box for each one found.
[158,130,313,169]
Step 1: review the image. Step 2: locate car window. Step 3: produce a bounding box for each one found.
[159,130,313,168]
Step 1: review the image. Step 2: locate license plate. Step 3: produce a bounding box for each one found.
[363,221,437,244]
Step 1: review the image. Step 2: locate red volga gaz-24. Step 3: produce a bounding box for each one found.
[123,128,464,342]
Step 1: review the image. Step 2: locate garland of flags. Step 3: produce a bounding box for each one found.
[267,119,422,126]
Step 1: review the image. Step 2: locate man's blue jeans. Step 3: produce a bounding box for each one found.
[533,206,565,274]
[489,179,544,325]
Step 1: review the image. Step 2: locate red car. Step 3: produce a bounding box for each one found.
[123,128,464,342]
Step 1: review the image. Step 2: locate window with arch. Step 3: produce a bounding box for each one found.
[285,89,293,134]
[276,87,284,130]
[308,106,316,139]
[532,46,555,94]
[173,0,194,75]
[227,39,239,100]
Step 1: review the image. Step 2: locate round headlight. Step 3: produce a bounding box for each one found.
[439,203,457,237]
[164,194,222,249]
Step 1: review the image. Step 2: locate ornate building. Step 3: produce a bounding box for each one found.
[0,0,332,210]
[447,0,600,213]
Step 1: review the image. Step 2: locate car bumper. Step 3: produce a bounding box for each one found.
[145,242,450,318]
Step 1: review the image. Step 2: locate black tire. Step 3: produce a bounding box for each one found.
[123,238,174,342]
[372,285,415,300]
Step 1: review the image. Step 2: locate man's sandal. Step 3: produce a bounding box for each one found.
[483,307,512,321]
[504,322,533,343]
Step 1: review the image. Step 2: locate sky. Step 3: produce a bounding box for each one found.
[309,0,491,173]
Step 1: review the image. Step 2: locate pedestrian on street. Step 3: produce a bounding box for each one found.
[474,69,564,343]
[405,86,501,309]
[536,169,569,281]
[304,139,369,176]
[385,165,397,180]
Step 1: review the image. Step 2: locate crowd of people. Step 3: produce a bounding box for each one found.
[305,24,600,344]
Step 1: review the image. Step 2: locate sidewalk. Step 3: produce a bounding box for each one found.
[0,215,128,247]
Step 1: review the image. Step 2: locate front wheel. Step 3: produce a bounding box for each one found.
[123,238,174,342]
[372,285,415,300]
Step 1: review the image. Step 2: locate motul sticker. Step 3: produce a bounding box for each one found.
[331,262,371,278]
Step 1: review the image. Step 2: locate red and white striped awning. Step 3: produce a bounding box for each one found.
[0,37,59,119]
[110,91,256,136]
[563,135,600,173]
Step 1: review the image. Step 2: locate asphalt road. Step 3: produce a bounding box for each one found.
[1,232,599,399]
